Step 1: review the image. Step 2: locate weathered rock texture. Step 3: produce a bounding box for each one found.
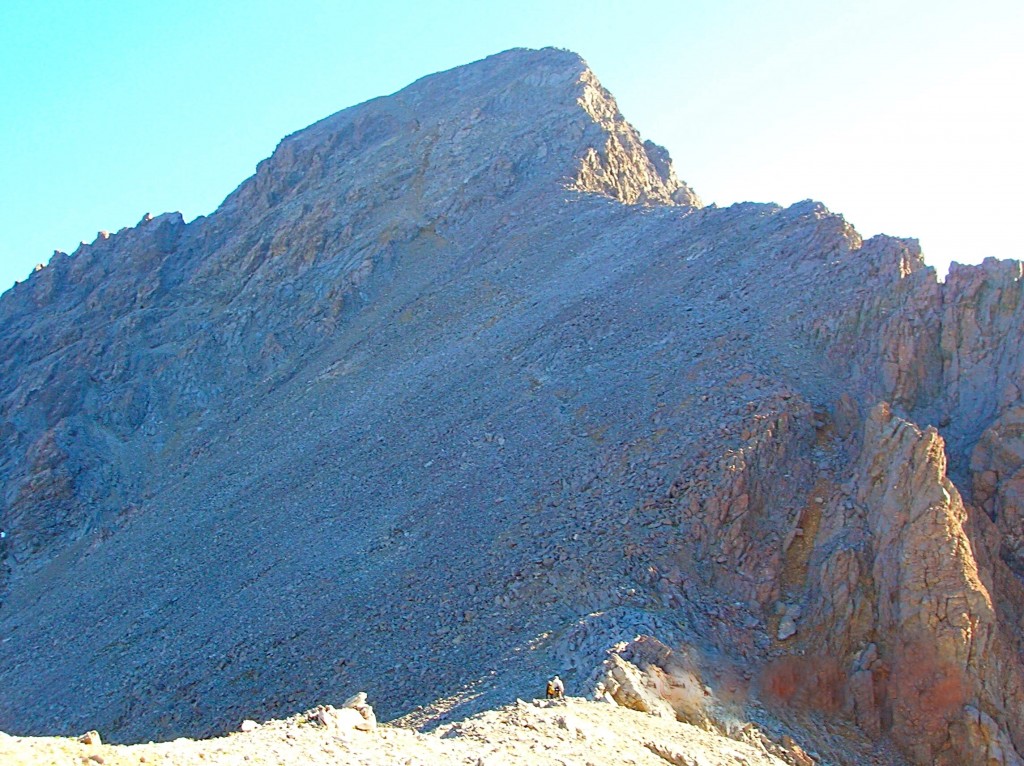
[592,635,713,726]
[1,47,1022,766]
[843,404,1022,765]
[0,696,799,766]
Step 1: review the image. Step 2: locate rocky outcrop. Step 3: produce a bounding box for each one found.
[971,406,1024,575]
[572,68,700,206]
[2,45,1024,766]
[804,248,1024,468]
[306,692,377,733]
[804,404,1024,765]
[941,259,1024,457]
[592,637,826,766]
[592,636,712,726]
[805,235,944,416]
[662,390,818,613]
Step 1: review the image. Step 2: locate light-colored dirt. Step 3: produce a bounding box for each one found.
[0,698,793,766]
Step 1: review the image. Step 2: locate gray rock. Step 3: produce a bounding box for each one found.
[0,45,1022,766]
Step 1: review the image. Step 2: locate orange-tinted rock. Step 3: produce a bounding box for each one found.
[841,404,1023,765]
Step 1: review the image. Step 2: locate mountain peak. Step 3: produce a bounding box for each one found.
[3,49,1023,766]
[216,47,697,229]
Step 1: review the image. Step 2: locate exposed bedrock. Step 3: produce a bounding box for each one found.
[664,392,1024,764]
[802,404,1024,765]
[941,260,1024,458]
[811,253,1024,473]
[972,406,1024,576]
[1,47,1023,766]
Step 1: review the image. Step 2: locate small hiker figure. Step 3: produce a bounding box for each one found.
[546,675,565,700]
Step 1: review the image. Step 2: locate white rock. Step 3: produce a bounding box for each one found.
[343,692,368,709]
[777,615,798,640]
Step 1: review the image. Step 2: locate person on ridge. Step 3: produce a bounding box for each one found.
[546,675,565,700]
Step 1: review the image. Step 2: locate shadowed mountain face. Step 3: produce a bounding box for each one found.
[1,48,1023,766]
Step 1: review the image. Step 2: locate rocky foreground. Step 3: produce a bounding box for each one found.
[0,695,877,766]
[0,621,906,766]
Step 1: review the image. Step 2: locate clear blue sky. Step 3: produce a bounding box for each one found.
[1,0,1021,294]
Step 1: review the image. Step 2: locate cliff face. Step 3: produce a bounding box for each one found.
[845,405,1022,765]
[0,47,1022,766]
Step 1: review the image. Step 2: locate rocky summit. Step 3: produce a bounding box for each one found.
[1,47,1023,766]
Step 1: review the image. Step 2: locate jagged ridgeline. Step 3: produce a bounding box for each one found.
[1,47,1023,766]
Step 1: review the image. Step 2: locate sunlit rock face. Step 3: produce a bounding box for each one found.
[1,47,1022,766]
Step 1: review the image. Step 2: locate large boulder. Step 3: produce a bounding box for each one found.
[592,636,711,726]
